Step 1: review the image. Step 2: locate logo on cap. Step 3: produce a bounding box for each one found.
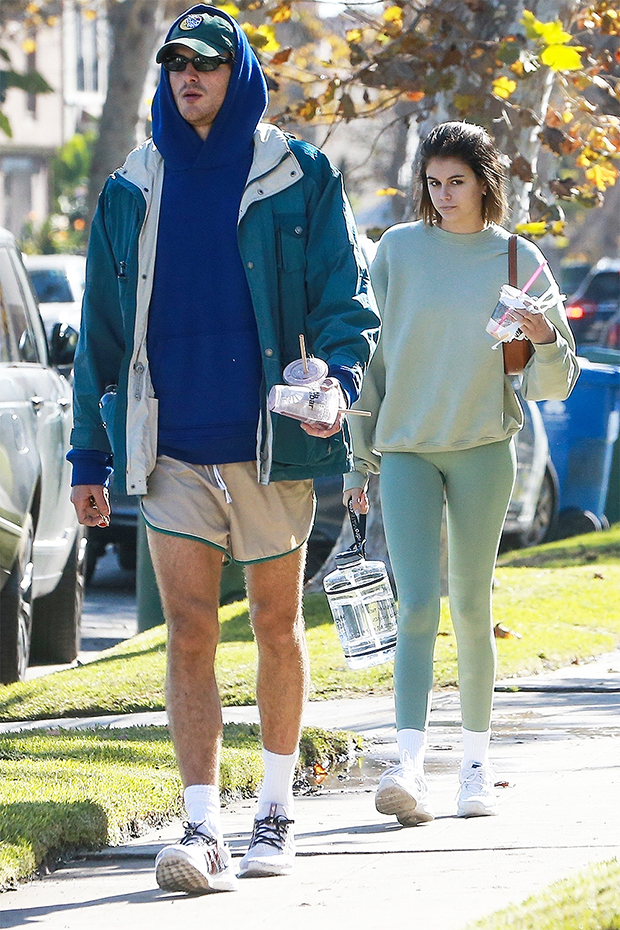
[179,14,204,30]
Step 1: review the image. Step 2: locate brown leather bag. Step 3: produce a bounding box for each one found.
[503,235,534,375]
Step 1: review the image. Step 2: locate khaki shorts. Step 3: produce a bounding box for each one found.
[141,456,315,564]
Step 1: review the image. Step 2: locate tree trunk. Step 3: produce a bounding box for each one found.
[86,0,166,225]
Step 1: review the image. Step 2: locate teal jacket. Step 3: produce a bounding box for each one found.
[71,123,380,494]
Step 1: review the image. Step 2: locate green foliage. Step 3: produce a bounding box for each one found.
[0,722,352,890]
[467,858,620,930]
[19,131,95,254]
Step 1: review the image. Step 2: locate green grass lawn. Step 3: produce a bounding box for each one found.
[0,525,618,723]
[466,858,620,930]
[0,722,357,891]
[0,526,618,899]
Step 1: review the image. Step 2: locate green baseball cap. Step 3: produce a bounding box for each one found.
[156,10,236,63]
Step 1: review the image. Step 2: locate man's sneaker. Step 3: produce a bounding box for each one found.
[375,762,434,826]
[457,762,499,817]
[155,822,238,894]
[238,804,295,877]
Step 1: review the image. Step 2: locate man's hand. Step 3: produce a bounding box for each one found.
[343,487,369,515]
[300,378,347,439]
[71,485,111,527]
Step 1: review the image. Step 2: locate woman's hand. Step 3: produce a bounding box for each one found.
[511,307,557,345]
[343,487,369,514]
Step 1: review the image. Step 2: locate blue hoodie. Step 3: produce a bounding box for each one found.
[147,5,269,465]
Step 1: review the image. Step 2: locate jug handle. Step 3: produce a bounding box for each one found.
[347,498,367,559]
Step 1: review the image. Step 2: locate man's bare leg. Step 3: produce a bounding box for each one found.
[147,529,238,893]
[245,545,309,755]
[238,546,308,877]
[146,529,224,787]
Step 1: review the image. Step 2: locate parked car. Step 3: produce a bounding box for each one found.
[566,258,620,351]
[23,253,85,342]
[0,228,84,684]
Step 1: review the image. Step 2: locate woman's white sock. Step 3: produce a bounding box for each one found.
[461,727,491,771]
[397,728,427,774]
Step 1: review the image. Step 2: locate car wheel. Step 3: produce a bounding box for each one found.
[556,507,606,539]
[0,515,34,684]
[520,466,558,548]
[30,529,87,664]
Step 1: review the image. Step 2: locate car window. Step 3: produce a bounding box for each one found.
[29,268,74,303]
[584,271,620,303]
[0,247,41,363]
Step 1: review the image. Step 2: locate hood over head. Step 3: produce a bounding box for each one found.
[152,4,268,170]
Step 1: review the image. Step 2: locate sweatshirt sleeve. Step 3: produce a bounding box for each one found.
[519,247,580,402]
[343,243,388,491]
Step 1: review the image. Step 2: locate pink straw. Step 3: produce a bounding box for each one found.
[519,260,548,296]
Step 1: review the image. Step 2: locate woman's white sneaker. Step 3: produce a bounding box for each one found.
[457,762,499,817]
[375,763,435,826]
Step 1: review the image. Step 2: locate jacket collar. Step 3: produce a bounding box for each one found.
[116,124,301,216]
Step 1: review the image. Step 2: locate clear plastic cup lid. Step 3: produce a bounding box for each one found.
[283,357,328,387]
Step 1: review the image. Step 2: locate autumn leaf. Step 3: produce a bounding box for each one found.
[585,161,619,191]
[269,2,292,24]
[453,93,477,115]
[0,111,12,139]
[270,47,292,65]
[406,90,425,102]
[217,2,240,17]
[522,12,572,46]
[346,28,363,44]
[492,76,517,99]
[515,221,548,237]
[383,5,403,23]
[510,155,533,182]
[541,45,584,71]
[298,98,318,121]
[339,92,356,122]
[243,23,279,53]
[496,38,521,67]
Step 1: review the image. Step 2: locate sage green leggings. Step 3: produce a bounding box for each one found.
[380,440,516,733]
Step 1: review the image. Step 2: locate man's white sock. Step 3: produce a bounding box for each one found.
[184,784,222,839]
[257,747,299,819]
[397,728,427,774]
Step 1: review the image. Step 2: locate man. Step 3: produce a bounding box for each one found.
[69,4,379,896]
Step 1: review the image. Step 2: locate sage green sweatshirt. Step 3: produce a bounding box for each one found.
[344,222,579,490]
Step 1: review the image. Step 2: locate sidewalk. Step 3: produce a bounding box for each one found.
[1,652,620,930]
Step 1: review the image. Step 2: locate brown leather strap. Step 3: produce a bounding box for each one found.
[509,235,517,287]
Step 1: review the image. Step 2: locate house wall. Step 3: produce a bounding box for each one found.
[0,1,108,238]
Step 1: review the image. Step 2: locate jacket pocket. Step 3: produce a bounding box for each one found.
[275,214,307,273]
[99,386,118,453]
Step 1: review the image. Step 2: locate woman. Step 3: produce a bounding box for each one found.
[344,121,579,824]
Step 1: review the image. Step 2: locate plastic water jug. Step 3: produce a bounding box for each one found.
[323,504,398,669]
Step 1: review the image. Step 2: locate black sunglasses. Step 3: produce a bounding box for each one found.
[161,53,232,73]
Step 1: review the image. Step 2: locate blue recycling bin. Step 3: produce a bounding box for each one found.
[538,358,620,531]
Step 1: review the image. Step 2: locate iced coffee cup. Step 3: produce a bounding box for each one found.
[486,284,542,344]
